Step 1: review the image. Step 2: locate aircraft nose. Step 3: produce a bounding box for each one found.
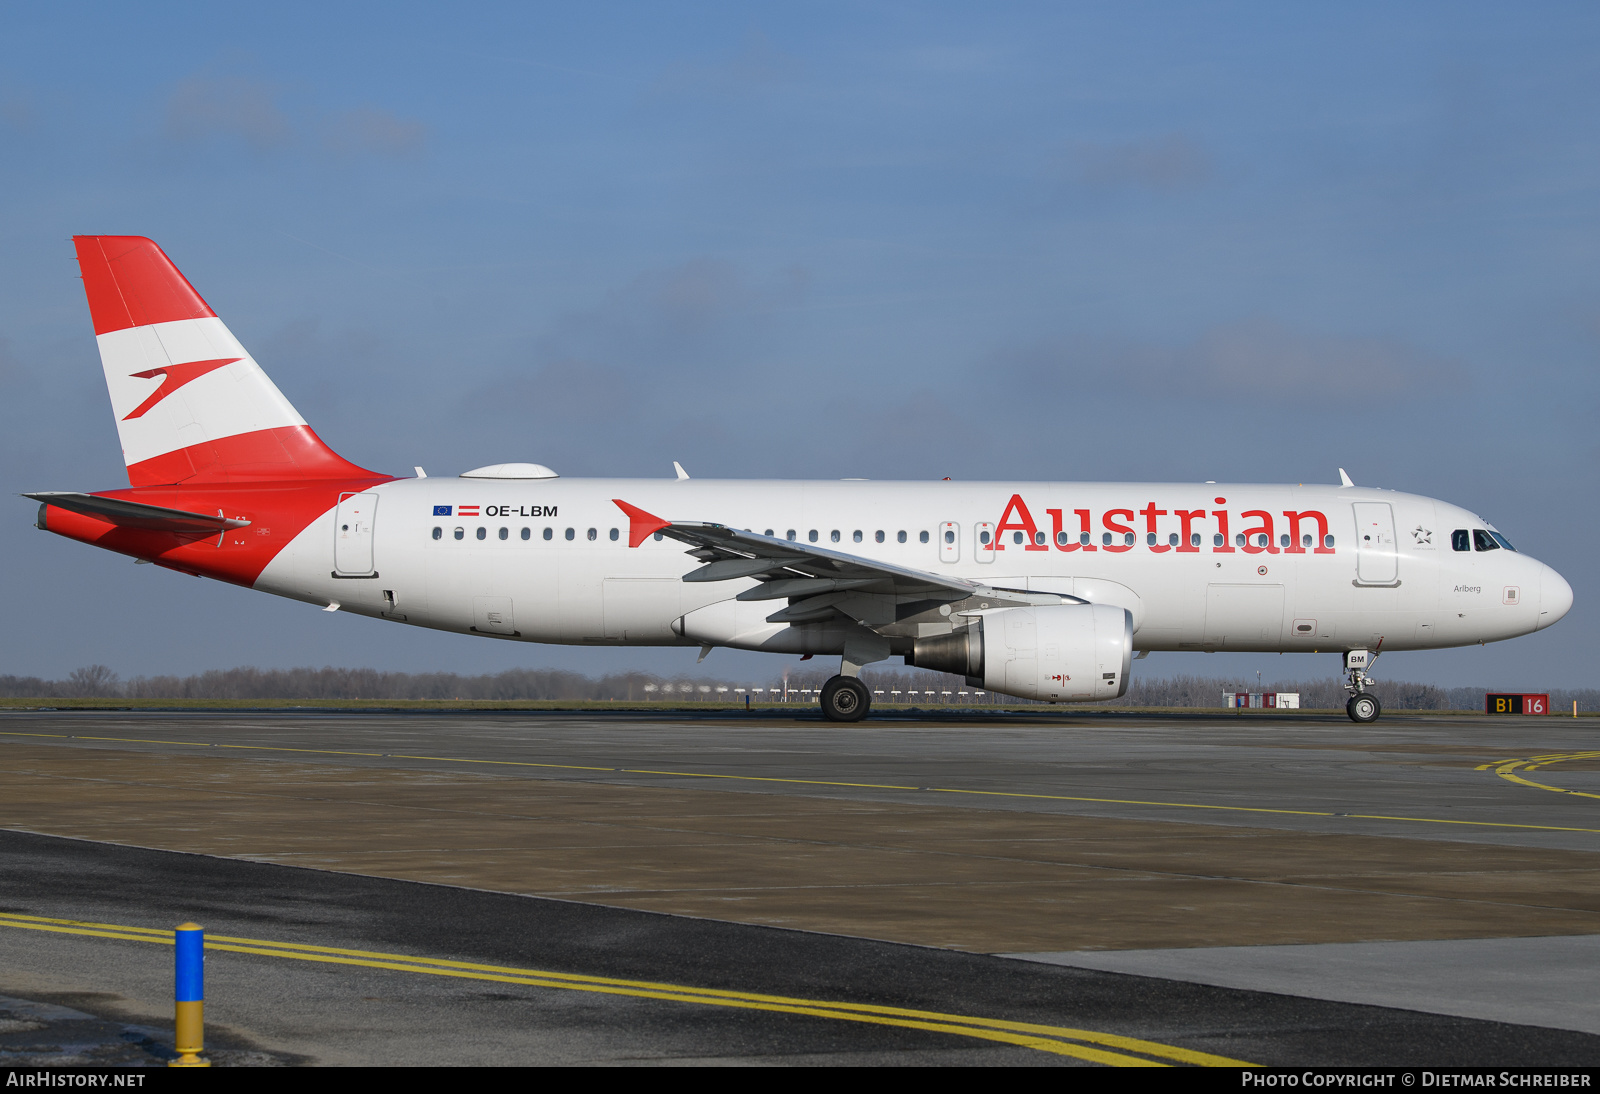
[1537,565,1573,631]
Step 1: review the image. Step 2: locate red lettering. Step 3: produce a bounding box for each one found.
[1284,510,1334,554]
[1074,509,1096,551]
[1174,509,1204,553]
[1103,509,1134,553]
[994,494,1047,551]
[1239,510,1278,554]
[1212,508,1234,552]
[1140,502,1170,553]
[1046,509,1080,552]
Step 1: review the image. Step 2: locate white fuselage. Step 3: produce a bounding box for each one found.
[254,478,1571,658]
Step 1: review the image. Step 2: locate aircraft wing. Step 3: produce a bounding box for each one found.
[25,492,251,534]
[614,498,1065,627]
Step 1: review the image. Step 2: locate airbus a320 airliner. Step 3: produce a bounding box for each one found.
[28,237,1573,722]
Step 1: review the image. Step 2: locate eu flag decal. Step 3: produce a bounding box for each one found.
[433,505,452,516]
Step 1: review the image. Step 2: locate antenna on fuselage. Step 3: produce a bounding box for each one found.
[1338,468,1355,488]
[673,462,690,480]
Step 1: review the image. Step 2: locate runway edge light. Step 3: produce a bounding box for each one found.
[171,921,210,1067]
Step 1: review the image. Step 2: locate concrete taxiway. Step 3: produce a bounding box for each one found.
[0,708,1596,1065]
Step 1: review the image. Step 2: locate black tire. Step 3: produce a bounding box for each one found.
[1346,692,1381,723]
[820,676,871,723]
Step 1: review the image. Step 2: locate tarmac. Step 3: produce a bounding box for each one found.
[0,707,1595,1066]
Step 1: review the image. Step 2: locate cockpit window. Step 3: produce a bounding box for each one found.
[1472,529,1500,552]
[1451,529,1469,552]
[1489,531,1516,552]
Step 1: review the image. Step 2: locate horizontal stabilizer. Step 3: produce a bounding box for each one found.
[25,492,250,533]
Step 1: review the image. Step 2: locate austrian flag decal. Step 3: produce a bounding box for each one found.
[457,505,481,517]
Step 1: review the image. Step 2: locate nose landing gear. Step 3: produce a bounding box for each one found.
[1346,691,1382,723]
[1343,648,1382,723]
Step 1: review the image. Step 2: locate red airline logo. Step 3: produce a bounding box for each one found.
[122,357,241,420]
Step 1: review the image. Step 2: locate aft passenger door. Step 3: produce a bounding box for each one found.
[334,492,379,576]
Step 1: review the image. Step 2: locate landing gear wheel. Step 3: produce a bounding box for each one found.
[820,676,871,723]
[1347,692,1381,724]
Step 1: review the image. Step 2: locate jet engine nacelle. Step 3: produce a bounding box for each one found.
[908,603,1133,702]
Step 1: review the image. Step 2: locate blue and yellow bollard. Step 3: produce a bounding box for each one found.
[170,922,210,1067]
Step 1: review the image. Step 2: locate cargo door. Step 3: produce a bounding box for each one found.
[1203,584,1285,649]
[334,492,378,576]
[1352,502,1398,584]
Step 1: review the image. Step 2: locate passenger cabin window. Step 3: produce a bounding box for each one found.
[476,527,487,540]
[853,530,863,543]
[454,527,464,540]
[979,530,991,545]
[587,528,597,541]
[875,530,884,543]
[944,529,955,544]
[1147,533,1157,546]
[831,530,840,542]
[1081,532,1092,545]
[609,528,619,541]
[498,527,508,540]
[432,527,442,540]
[1213,534,1224,546]
[920,531,929,544]
[1191,533,1202,547]
[543,527,553,540]
[1169,533,1180,546]
[1057,531,1070,546]
[565,528,575,540]
[1324,534,1336,548]
[787,530,796,541]
[1473,529,1500,552]
[764,529,774,537]
[1102,532,1112,546]
[898,531,907,543]
[521,528,531,540]
[1013,531,1025,545]
[1451,529,1470,551]
[809,530,819,543]
[1124,531,1135,546]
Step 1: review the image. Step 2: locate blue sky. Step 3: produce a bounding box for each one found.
[2,3,1596,688]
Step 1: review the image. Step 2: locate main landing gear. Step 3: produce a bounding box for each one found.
[1343,649,1382,724]
[820,675,871,722]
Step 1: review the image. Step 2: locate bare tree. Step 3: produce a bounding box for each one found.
[65,665,121,698]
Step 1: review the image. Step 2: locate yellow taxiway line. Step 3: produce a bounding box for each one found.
[1477,753,1600,801]
[0,911,1251,1066]
[6,729,1600,835]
